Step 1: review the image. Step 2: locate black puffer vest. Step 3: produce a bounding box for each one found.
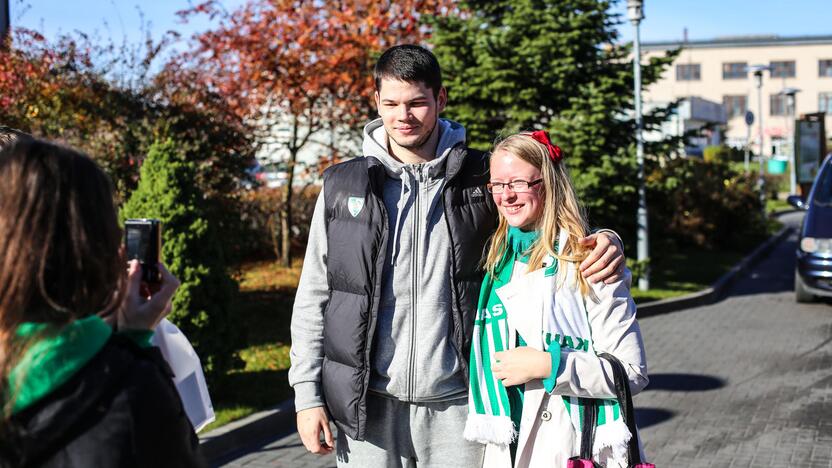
[320,145,497,440]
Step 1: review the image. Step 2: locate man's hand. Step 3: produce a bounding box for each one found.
[297,407,334,455]
[579,232,625,284]
[493,347,551,387]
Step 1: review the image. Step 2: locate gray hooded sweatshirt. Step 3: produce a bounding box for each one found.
[289,118,470,411]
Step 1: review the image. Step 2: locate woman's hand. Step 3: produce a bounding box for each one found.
[493,347,552,387]
[117,260,180,331]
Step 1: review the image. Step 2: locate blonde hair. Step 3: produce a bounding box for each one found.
[484,133,594,298]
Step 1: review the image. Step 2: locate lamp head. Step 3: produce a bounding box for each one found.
[779,87,801,97]
[747,64,769,87]
[627,0,644,24]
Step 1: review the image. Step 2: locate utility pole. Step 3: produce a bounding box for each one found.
[749,64,770,216]
[780,87,800,195]
[628,0,649,291]
[743,111,753,173]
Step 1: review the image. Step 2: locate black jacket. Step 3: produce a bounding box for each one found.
[320,146,498,440]
[0,335,206,468]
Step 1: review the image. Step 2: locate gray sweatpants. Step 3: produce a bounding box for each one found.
[336,393,484,467]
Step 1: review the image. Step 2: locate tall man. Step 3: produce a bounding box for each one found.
[289,45,625,467]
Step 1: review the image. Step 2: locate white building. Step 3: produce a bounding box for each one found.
[643,34,832,157]
[645,96,727,157]
[253,111,361,187]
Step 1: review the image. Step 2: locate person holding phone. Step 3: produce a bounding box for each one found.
[0,138,206,467]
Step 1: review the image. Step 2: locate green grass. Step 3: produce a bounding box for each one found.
[199,260,301,433]
[631,248,747,304]
[766,197,793,214]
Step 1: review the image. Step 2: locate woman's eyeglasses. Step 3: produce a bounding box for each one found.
[486,179,543,194]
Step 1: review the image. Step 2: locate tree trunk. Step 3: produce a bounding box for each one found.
[280,149,298,267]
[269,213,281,261]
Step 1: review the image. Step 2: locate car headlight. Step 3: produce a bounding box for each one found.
[801,237,832,253]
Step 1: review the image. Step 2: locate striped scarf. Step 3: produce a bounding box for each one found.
[464,228,630,462]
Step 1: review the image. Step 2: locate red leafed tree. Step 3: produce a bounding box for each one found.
[177,0,452,266]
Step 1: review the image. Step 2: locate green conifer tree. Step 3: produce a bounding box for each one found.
[430,0,678,241]
[121,139,239,378]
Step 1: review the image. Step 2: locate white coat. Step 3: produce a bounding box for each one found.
[481,233,649,468]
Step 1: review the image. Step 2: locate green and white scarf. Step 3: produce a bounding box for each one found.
[464,228,629,460]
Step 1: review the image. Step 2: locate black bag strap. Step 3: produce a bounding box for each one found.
[597,352,644,465]
[578,397,598,460]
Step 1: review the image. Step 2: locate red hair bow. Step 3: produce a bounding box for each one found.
[529,130,563,163]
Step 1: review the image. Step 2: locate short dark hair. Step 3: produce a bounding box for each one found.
[374,45,442,97]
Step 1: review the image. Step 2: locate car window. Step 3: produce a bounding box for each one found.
[812,159,832,206]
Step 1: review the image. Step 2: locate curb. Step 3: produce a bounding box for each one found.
[200,222,795,463]
[199,398,296,464]
[637,224,793,318]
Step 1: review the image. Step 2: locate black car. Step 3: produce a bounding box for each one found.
[789,154,832,303]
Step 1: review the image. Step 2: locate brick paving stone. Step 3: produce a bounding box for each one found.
[635,212,832,468]
[219,212,832,467]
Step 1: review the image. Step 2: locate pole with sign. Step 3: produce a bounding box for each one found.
[795,113,827,195]
[744,110,754,173]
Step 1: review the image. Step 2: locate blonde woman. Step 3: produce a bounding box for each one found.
[464,131,649,468]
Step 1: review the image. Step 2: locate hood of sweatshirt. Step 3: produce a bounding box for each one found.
[8,317,154,415]
[361,118,467,180]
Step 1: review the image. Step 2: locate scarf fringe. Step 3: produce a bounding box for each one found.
[463,413,516,446]
[583,420,632,468]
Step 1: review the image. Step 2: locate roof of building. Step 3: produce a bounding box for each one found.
[642,34,832,51]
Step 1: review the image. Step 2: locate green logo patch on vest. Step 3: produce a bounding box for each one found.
[347,197,364,217]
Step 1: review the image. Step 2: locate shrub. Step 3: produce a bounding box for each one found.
[238,185,321,261]
[703,144,745,163]
[121,139,241,378]
[646,158,768,253]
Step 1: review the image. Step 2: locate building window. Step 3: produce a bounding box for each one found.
[770,94,787,116]
[676,63,701,81]
[820,93,832,113]
[722,62,747,80]
[820,60,832,78]
[770,60,796,78]
[722,95,747,119]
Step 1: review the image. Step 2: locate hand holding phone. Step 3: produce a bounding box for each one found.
[124,218,162,284]
[119,260,180,331]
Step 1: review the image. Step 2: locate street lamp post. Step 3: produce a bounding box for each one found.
[748,64,770,215]
[628,0,649,291]
[780,87,801,195]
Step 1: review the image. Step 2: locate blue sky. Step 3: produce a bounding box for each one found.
[11,0,832,49]
[611,0,832,43]
[10,0,246,54]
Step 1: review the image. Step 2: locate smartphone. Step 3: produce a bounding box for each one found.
[124,218,162,284]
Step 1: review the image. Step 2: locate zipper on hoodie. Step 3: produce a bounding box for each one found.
[407,164,428,401]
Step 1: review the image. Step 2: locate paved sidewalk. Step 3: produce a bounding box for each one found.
[219,212,832,467]
[635,211,832,467]
[215,430,334,468]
